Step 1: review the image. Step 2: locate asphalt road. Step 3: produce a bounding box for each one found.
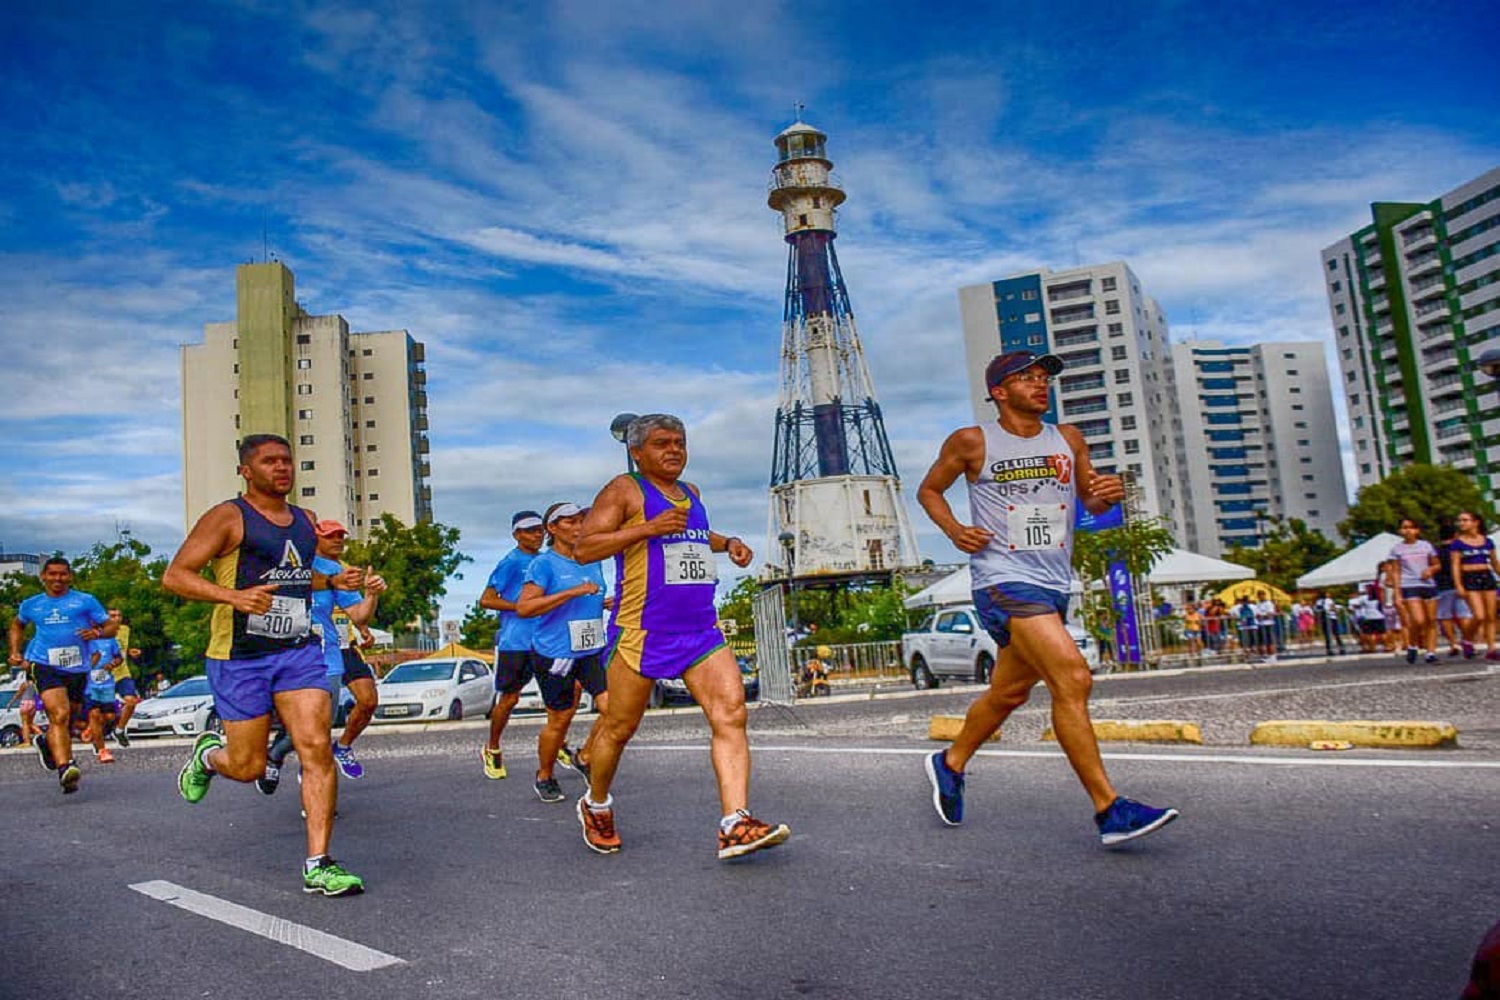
[3,655,1497,1000]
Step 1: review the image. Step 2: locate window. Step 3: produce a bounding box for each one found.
[365,420,376,428]
[1286,369,1299,376]
[1301,474,1315,482]
[1331,280,1341,292]
[1121,415,1137,430]
[296,334,311,345]
[1309,510,1320,518]
[1107,323,1123,336]
[362,348,373,356]
[1291,404,1304,410]
[1294,421,1308,428]
[1124,439,1140,454]
[1114,370,1131,384]
[301,487,316,497]
[1328,259,1337,271]
[368,469,378,477]
[1304,492,1317,500]
[1335,303,1346,315]
[300,461,315,471]
[298,409,313,420]
[232,363,239,374]
[1101,277,1117,291]
[232,389,238,399]
[296,359,311,370]
[297,384,313,395]
[1021,289,1037,300]
[366,444,377,452]
[1339,325,1349,338]
[1116,392,1133,407]
[1111,345,1127,360]
[364,396,374,404]
[299,435,314,445]
[1361,463,1372,475]
[362,373,374,380]
[368,493,379,501]
[1105,300,1121,315]
[1025,312,1041,323]
[1289,386,1302,394]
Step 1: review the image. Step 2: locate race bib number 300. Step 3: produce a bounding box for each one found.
[247,595,311,640]
[662,542,717,585]
[1006,504,1068,552]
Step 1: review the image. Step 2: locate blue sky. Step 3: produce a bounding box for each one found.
[3,0,1497,619]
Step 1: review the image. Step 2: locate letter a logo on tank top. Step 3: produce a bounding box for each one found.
[282,541,303,570]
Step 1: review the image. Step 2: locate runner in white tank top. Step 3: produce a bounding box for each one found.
[915,349,1179,848]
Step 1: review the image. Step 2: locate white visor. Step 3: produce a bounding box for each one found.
[546,502,585,525]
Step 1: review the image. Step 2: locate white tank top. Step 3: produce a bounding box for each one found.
[967,421,1077,593]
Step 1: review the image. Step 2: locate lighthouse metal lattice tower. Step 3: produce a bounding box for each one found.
[766,117,919,583]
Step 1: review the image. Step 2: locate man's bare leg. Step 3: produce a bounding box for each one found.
[681,649,750,815]
[274,687,336,858]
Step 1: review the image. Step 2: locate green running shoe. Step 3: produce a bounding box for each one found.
[178,732,225,804]
[303,858,365,897]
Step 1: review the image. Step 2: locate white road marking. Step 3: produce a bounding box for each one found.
[129,880,405,971]
[640,744,1500,770]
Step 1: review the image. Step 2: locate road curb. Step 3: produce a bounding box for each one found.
[926,715,1000,742]
[1250,720,1459,748]
[1041,719,1203,744]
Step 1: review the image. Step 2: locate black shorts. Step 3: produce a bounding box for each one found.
[536,654,606,711]
[1359,619,1386,635]
[493,649,542,695]
[1400,586,1436,601]
[1462,571,1497,592]
[86,700,116,716]
[32,664,87,703]
[340,647,375,684]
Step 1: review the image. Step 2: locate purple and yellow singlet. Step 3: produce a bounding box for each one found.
[610,475,718,633]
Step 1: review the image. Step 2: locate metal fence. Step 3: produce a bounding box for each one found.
[789,641,906,683]
[751,585,796,705]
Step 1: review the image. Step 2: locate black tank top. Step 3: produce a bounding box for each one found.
[206,498,317,659]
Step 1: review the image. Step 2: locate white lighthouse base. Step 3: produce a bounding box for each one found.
[767,475,920,580]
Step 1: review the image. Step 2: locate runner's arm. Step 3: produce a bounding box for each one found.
[1060,423,1125,515]
[515,580,598,618]
[162,503,277,615]
[478,586,517,614]
[576,475,657,564]
[916,427,992,554]
[708,531,753,568]
[7,618,25,665]
[1452,548,1466,595]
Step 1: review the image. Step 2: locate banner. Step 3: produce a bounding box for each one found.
[1108,559,1142,664]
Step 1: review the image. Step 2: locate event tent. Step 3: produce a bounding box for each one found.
[1294,532,1401,590]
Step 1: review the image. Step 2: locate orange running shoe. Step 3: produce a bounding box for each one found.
[97,748,116,764]
[577,797,621,854]
[717,810,791,860]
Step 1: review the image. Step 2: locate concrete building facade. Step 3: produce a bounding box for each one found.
[1165,341,1348,557]
[181,263,432,531]
[1322,166,1500,500]
[959,262,1182,529]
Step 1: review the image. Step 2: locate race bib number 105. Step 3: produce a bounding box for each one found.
[247,595,311,640]
[662,542,717,585]
[1006,504,1069,552]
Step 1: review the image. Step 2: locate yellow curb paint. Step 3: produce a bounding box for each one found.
[1250,720,1458,749]
[927,715,1000,743]
[1040,719,1203,744]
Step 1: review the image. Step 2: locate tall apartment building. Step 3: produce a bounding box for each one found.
[1322,166,1500,500]
[958,262,1182,529]
[181,262,433,531]
[1164,341,1348,557]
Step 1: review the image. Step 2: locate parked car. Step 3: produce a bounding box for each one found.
[649,656,759,708]
[126,675,223,738]
[901,604,1099,688]
[372,657,494,723]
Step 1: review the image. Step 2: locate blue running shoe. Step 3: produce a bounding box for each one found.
[924,750,964,826]
[332,742,364,779]
[1095,796,1179,847]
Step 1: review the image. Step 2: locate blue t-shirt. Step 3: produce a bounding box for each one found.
[90,637,122,671]
[312,556,363,674]
[18,590,109,673]
[487,548,538,652]
[524,550,607,659]
[86,665,117,704]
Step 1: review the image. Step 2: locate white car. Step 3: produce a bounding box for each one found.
[372,657,495,723]
[126,676,223,738]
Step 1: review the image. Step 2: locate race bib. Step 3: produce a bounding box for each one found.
[1006,504,1068,551]
[662,542,717,585]
[247,595,311,640]
[90,667,110,685]
[568,618,606,652]
[48,645,83,668]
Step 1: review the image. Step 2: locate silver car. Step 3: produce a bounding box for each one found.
[126,676,222,738]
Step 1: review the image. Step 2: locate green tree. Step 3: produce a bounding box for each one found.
[458,601,497,649]
[1072,516,1176,653]
[1339,464,1496,542]
[342,514,471,635]
[1223,517,1346,593]
[715,577,764,637]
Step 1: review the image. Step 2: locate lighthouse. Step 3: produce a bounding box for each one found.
[766,117,919,583]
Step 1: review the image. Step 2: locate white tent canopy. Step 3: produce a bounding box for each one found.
[1295,532,1400,590]
[905,547,1254,609]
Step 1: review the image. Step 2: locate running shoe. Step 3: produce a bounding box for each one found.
[577,797,621,854]
[112,727,131,747]
[97,748,116,764]
[332,742,364,779]
[59,760,81,794]
[556,744,579,770]
[534,776,565,803]
[717,810,791,860]
[1464,642,1477,659]
[1424,653,1437,664]
[178,732,225,804]
[1405,647,1418,664]
[1489,649,1500,662]
[32,732,55,772]
[302,858,364,897]
[924,749,964,826]
[482,746,506,780]
[1449,648,1462,658]
[255,761,281,796]
[1095,796,1180,847]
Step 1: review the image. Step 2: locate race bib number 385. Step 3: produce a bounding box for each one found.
[1006,504,1069,552]
[662,541,717,585]
[247,595,311,640]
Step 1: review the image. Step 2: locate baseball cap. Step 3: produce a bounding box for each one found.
[985,350,1065,389]
[545,502,587,525]
[314,519,349,538]
[512,510,544,531]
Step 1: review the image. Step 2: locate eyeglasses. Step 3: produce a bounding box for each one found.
[1008,372,1054,385]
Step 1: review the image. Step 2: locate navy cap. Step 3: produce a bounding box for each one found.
[985,350,1065,389]
[512,510,544,530]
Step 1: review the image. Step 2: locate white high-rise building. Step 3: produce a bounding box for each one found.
[958,262,1181,529]
[181,262,432,531]
[1165,341,1348,556]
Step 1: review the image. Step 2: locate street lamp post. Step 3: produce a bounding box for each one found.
[609,412,639,473]
[778,530,798,638]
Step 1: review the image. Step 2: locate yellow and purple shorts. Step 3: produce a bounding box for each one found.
[606,626,727,681]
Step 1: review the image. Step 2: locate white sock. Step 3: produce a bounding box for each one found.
[720,809,748,833]
[304,855,328,874]
[584,794,613,812]
[197,744,217,774]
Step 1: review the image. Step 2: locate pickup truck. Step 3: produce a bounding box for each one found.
[901,604,1099,688]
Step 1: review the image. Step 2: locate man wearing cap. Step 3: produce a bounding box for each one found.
[916,351,1180,848]
[516,501,610,802]
[478,510,547,779]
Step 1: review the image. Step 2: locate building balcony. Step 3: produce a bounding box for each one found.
[1057,348,1102,369]
[1413,298,1450,320]
[1047,282,1092,303]
[417,436,430,454]
[413,391,428,408]
[1050,307,1096,326]
[1062,396,1109,416]
[1059,374,1106,393]
[1406,252,1442,278]
[1436,421,1470,441]
[420,461,431,478]
[1401,226,1437,250]
[411,343,426,363]
[1053,327,1099,349]
[1367,271,1386,291]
